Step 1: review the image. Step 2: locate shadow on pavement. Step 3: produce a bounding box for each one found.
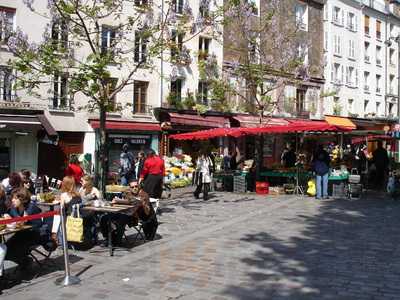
[221,193,400,299]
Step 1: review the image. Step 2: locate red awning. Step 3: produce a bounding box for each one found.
[90,120,161,131]
[170,128,243,140]
[232,115,289,128]
[168,112,229,128]
[242,120,352,135]
[170,120,352,140]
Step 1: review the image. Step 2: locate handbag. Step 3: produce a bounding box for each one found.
[66,204,84,243]
[349,168,361,184]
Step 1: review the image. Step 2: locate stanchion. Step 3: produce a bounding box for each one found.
[55,203,80,286]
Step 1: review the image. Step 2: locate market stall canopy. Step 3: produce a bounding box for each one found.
[0,114,57,136]
[89,120,161,131]
[169,127,243,140]
[325,116,356,130]
[239,120,352,135]
[168,112,230,128]
[232,115,289,128]
[352,135,393,144]
[170,120,352,140]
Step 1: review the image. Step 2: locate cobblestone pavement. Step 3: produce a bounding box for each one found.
[3,188,400,299]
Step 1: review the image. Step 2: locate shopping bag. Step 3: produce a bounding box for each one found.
[66,204,84,243]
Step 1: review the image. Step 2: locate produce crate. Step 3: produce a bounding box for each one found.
[332,183,347,198]
[233,175,247,193]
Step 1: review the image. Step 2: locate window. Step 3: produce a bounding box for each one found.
[172,0,184,14]
[296,89,306,113]
[171,79,182,102]
[0,67,15,101]
[197,81,209,105]
[347,12,357,31]
[52,72,68,109]
[170,30,184,59]
[105,78,118,109]
[51,20,68,50]
[376,46,382,65]
[198,37,211,60]
[295,4,307,31]
[348,39,355,58]
[348,99,354,114]
[199,0,210,18]
[390,75,395,94]
[134,0,148,7]
[364,100,369,113]
[334,35,341,55]
[133,81,148,114]
[376,20,381,40]
[364,42,370,62]
[364,15,370,35]
[134,31,148,63]
[346,66,355,86]
[376,75,381,94]
[376,102,381,114]
[101,26,116,54]
[390,49,395,65]
[364,71,369,91]
[389,102,394,115]
[331,63,343,84]
[332,6,343,25]
[0,7,15,44]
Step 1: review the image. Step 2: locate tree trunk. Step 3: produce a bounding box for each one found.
[98,105,108,198]
[255,110,264,181]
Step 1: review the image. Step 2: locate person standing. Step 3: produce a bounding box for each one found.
[193,151,214,200]
[65,155,84,188]
[139,149,165,199]
[281,144,297,168]
[135,151,145,182]
[119,144,135,186]
[372,141,389,190]
[313,145,330,199]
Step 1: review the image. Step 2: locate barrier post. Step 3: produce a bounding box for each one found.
[55,203,80,286]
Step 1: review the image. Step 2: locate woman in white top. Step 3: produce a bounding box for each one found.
[193,151,214,200]
[79,175,100,203]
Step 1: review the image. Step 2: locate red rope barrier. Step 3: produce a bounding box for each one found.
[0,210,60,225]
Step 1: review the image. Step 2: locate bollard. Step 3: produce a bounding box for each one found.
[55,203,80,286]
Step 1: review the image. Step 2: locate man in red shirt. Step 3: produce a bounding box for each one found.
[139,149,165,199]
[65,155,84,187]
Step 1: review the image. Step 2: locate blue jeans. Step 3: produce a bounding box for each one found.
[121,174,135,186]
[316,173,329,198]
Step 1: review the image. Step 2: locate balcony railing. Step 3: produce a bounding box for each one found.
[0,94,17,102]
[348,23,356,31]
[48,96,71,111]
[296,110,311,119]
[133,104,153,115]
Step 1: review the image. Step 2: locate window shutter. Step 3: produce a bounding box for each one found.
[341,65,344,83]
[346,67,349,84]
[341,9,344,26]
[134,34,140,62]
[347,12,350,28]
[331,63,334,81]
[338,36,341,54]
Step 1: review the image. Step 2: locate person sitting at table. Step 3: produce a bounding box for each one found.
[2,172,23,197]
[5,187,53,268]
[20,169,35,195]
[79,175,101,203]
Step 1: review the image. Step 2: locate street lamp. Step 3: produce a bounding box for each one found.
[385,36,400,123]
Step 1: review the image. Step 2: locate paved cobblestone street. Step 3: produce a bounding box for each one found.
[3,188,400,299]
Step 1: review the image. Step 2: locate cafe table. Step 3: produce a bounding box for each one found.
[82,204,136,256]
[0,225,32,242]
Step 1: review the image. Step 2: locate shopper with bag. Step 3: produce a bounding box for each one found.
[312,145,331,199]
[119,144,135,186]
[193,151,214,201]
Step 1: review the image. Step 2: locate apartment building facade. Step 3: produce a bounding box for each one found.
[223,0,326,121]
[0,0,223,178]
[323,0,400,120]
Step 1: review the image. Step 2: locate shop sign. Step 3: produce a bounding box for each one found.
[109,134,151,146]
[39,134,59,145]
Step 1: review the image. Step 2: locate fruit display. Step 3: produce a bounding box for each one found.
[38,192,56,203]
[164,154,195,189]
